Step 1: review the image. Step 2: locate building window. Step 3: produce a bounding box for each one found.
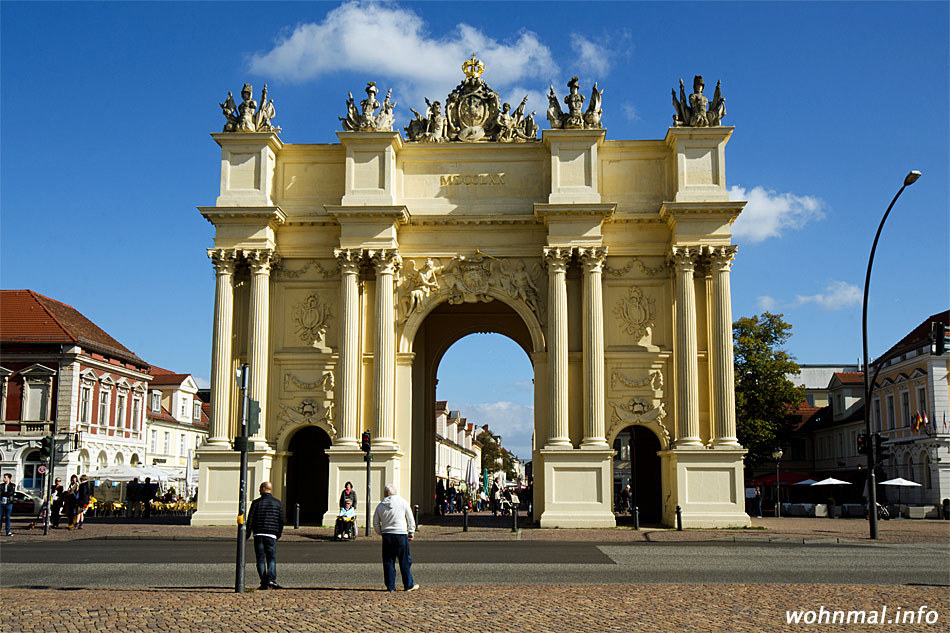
[873,399,882,433]
[180,398,188,419]
[131,398,141,431]
[193,402,201,421]
[163,432,170,455]
[23,380,50,421]
[99,390,110,427]
[900,391,910,428]
[179,433,186,456]
[22,451,43,489]
[917,386,928,417]
[150,429,158,452]
[151,391,161,412]
[80,387,92,424]
[116,394,127,428]
[924,454,932,489]
[885,395,895,430]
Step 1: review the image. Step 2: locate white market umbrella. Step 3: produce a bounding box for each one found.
[86,464,171,483]
[465,458,479,489]
[810,477,852,486]
[880,477,922,512]
[793,479,819,486]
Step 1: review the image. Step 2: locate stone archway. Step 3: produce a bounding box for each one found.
[286,426,332,524]
[406,298,538,515]
[612,425,662,523]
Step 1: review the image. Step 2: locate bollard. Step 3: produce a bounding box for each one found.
[511,503,519,532]
[462,504,469,531]
[414,504,420,527]
[943,499,950,520]
[676,505,683,531]
[294,503,300,530]
[633,505,640,531]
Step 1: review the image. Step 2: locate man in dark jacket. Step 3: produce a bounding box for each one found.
[247,481,284,590]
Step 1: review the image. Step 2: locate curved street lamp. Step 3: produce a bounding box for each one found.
[862,170,922,540]
[772,448,784,518]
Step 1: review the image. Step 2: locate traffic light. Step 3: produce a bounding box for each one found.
[361,430,371,453]
[857,433,869,455]
[40,436,52,459]
[873,433,891,464]
[247,399,261,436]
[932,322,949,356]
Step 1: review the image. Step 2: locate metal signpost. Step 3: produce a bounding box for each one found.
[362,430,372,537]
[234,364,250,593]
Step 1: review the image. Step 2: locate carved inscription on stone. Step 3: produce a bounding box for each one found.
[292,293,333,348]
[614,286,656,341]
[439,173,506,186]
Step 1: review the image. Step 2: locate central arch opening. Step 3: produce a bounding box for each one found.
[408,299,539,518]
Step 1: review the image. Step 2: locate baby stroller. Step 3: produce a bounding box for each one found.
[498,496,513,517]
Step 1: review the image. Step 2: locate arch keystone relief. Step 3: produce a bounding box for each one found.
[194,57,749,529]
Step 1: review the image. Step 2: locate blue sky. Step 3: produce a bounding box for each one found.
[2,1,947,461]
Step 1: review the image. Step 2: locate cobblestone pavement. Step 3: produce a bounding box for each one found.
[1,513,947,544]
[2,584,947,633]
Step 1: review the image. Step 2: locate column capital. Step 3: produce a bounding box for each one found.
[577,246,608,273]
[704,245,738,271]
[369,248,402,275]
[543,246,572,273]
[334,248,363,274]
[208,248,238,274]
[669,245,701,271]
[244,248,275,274]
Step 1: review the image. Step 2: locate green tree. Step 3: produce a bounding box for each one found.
[477,430,516,479]
[733,312,805,466]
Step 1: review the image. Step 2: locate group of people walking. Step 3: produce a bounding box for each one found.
[1,472,92,535]
[246,480,419,593]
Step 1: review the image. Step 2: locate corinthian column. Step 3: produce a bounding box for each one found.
[543,247,572,448]
[372,249,401,448]
[208,249,236,446]
[579,247,608,448]
[708,245,740,447]
[334,248,362,448]
[671,246,702,447]
[246,249,273,443]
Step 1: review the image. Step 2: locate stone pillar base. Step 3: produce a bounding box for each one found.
[191,444,275,526]
[538,448,616,528]
[322,447,402,528]
[659,448,750,528]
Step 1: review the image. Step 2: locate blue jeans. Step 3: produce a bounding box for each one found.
[381,533,413,591]
[253,535,277,585]
[1,502,12,534]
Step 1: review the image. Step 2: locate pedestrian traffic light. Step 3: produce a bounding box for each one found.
[40,435,52,459]
[873,433,891,464]
[931,322,948,356]
[361,430,371,453]
[857,433,869,455]
[247,399,260,436]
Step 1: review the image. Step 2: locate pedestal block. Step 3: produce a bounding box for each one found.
[538,448,616,528]
[322,447,402,528]
[659,448,750,528]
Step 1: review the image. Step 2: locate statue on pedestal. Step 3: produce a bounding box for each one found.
[340,82,397,132]
[405,54,538,143]
[672,75,726,127]
[547,76,604,130]
[220,83,280,133]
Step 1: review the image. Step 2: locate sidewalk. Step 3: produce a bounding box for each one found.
[1,513,947,544]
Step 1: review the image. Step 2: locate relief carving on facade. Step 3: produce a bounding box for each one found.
[607,397,670,449]
[604,257,669,278]
[396,252,546,325]
[340,82,396,132]
[219,83,280,133]
[283,371,334,393]
[405,55,538,143]
[671,75,726,128]
[547,76,603,130]
[613,286,656,341]
[275,258,339,279]
[610,368,663,392]
[292,293,333,349]
[276,399,336,443]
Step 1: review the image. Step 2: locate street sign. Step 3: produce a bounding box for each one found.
[37,465,47,475]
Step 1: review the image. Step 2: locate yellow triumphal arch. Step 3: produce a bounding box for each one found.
[192,59,751,528]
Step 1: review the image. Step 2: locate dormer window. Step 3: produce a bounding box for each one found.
[150,391,161,412]
[193,401,201,421]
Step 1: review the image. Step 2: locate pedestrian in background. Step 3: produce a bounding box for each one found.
[1,473,15,536]
[50,477,64,528]
[73,475,91,529]
[126,477,141,518]
[65,474,79,528]
[372,483,419,592]
[247,481,284,590]
[754,486,763,518]
[339,481,357,509]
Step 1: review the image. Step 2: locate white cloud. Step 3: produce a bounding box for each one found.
[729,185,826,243]
[621,103,640,121]
[248,1,558,109]
[794,280,862,311]
[448,400,534,460]
[194,375,211,389]
[757,295,777,311]
[570,33,610,76]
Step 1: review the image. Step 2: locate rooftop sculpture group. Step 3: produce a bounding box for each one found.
[671,75,726,127]
[340,82,397,132]
[546,76,603,130]
[403,54,538,143]
[220,83,280,133]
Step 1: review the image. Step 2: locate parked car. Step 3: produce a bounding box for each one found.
[12,490,42,515]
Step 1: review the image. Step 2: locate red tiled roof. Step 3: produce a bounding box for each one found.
[435,400,448,412]
[149,366,177,376]
[0,290,147,367]
[149,373,191,387]
[876,310,950,364]
[833,371,864,385]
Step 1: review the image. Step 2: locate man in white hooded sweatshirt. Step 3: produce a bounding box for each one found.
[372,483,420,592]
